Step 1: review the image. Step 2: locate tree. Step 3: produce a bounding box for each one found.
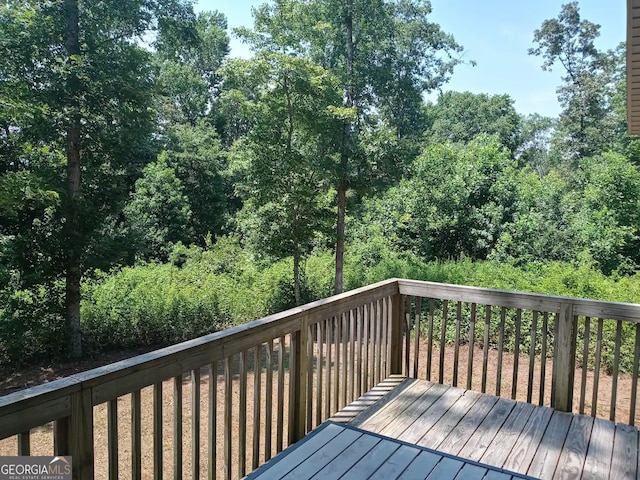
[529,2,618,162]
[241,0,463,292]
[225,53,340,304]
[425,91,522,153]
[0,0,194,357]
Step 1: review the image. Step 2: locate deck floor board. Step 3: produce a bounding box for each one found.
[341,379,639,480]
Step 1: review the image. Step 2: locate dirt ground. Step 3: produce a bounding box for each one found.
[0,340,637,479]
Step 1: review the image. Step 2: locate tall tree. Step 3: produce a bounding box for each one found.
[0,0,194,357]
[241,0,462,292]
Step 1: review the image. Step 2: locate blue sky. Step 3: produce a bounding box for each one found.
[194,0,625,117]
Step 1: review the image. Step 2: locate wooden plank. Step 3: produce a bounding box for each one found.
[380,383,450,439]
[496,307,506,397]
[580,317,591,415]
[527,311,538,404]
[153,382,163,480]
[630,324,640,425]
[356,379,433,432]
[17,431,30,456]
[309,431,380,480]
[368,444,420,479]
[0,393,72,439]
[483,472,511,480]
[342,376,414,426]
[326,318,333,417]
[316,323,324,428]
[512,309,522,400]
[453,301,461,387]
[280,428,362,480]
[277,337,285,453]
[591,318,604,417]
[174,375,183,480]
[405,296,412,377]
[253,346,262,470]
[582,417,615,480]
[375,300,383,385]
[131,390,142,480]
[208,361,217,480]
[265,343,273,462]
[414,297,423,380]
[395,386,464,444]
[610,423,639,480]
[416,390,482,450]
[458,397,516,461]
[192,369,201,480]
[539,312,548,406]
[437,394,499,456]
[480,402,536,467]
[239,350,247,477]
[362,305,369,393]
[339,439,401,480]
[527,411,573,479]
[425,456,464,479]
[553,414,594,479]
[249,423,345,479]
[334,317,341,416]
[356,306,363,398]
[426,299,435,382]
[107,399,118,480]
[501,405,553,473]
[349,309,356,402]
[396,450,441,479]
[440,300,449,384]
[341,314,348,409]
[224,357,232,479]
[611,320,623,422]
[482,305,491,394]
[454,463,488,479]
[306,327,313,431]
[551,304,576,412]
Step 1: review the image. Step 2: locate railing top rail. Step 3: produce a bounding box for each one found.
[397,278,640,322]
[0,278,398,426]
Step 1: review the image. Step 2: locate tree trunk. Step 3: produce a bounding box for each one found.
[335,0,355,295]
[64,0,82,358]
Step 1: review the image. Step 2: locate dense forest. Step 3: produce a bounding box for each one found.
[1,0,640,367]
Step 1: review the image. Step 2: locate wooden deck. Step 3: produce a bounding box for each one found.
[339,378,640,480]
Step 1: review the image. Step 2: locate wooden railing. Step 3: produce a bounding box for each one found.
[2,278,640,479]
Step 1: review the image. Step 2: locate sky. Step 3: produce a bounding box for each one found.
[194,0,626,118]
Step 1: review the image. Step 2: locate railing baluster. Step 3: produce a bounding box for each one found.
[414,297,422,380]
[404,296,411,377]
[356,306,363,398]
[174,375,183,480]
[631,324,640,426]
[381,298,389,379]
[154,382,163,480]
[466,303,475,390]
[376,300,383,385]
[131,390,142,480]
[580,317,591,415]
[224,357,232,480]
[528,311,538,404]
[512,309,522,400]
[265,341,273,462]
[440,300,449,384]
[253,346,261,471]
[239,350,247,477]
[108,399,118,480]
[325,319,333,417]
[306,326,313,431]
[497,307,506,397]
[369,303,376,388]
[482,305,491,394]
[426,298,434,382]
[453,301,461,387]
[333,316,340,413]
[276,337,285,453]
[192,368,201,480]
[316,323,324,427]
[18,431,30,456]
[341,313,348,408]
[611,320,623,422]
[539,312,548,406]
[349,309,356,402]
[208,361,217,480]
[591,318,604,417]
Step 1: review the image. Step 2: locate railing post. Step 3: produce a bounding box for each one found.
[289,319,308,443]
[552,302,577,412]
[55,388,94,480]
[389,293,404,375]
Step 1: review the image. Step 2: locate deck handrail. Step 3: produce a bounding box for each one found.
[2,277,640,479]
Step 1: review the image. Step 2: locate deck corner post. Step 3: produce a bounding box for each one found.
[289,320,308,443]
[55,387,94,480]
[551,302,577,412]
[390,291,404,375]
